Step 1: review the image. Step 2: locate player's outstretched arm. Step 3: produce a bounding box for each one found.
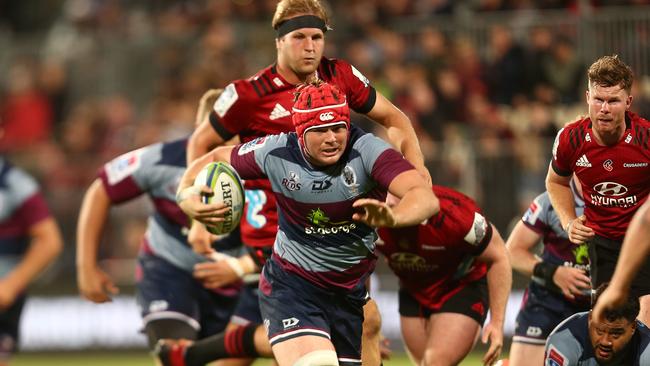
[0,215,62,309]
[366,92,431,184]
[593,200,650,322]
[353,170,438,228]
[176,146,235,224]
[477,226,511,366]
[76,179,119,303]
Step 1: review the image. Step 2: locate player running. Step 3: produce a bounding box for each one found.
[176,81,437,366]
[184,1,430,364]
[76,92,243,358]
[375,186,511,366]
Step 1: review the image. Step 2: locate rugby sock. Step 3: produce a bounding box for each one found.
[184,324,259,364]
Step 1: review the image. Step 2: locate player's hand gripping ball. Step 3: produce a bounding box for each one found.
[193,162,244,235]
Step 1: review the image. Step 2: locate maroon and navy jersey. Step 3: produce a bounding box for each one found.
[551,112,650,241]
[230,126,413,290]
[97,139,241,289]
[0,158,51,277]
[376,186,492,310]
[209,58,376,248]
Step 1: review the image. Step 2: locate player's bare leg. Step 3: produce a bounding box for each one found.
[400,316,428,363]
[508,342,545,366]
[361,299,383,366]
[402,313,481,366]
[271,335,337,366]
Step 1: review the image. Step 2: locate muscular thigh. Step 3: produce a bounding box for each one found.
[272,335,336,366]
[423,312,480,364]
[400,316,429,362]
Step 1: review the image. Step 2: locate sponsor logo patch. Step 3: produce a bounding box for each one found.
[547,347,567,366]
[238,137,267,155]
[319,111,334,121]
[105,149,143,185]
[576,154,591,167]
[464,212,488,246]
[214,83,238,117]
[269,103,290,120]
[351,65,370,87]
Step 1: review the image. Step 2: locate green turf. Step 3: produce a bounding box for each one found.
[11,351,488,365]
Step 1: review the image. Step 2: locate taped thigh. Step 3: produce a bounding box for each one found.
[292,350,339,366]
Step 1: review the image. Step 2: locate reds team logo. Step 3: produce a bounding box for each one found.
[593,182,628,196]
[603,159,614,171]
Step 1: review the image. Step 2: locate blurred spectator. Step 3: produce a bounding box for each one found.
[484,25,527,104]
[0,57,53,153]
[541,35,585,103]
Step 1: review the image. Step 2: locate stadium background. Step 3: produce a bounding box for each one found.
[2,0,650,364]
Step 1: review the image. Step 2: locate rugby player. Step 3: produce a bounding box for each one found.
[546,55,650,324]
[176,81,438,366]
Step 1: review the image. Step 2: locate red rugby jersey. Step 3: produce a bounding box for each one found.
[376,186,491,310]
[551,112,650,241]
[208,58,376,247]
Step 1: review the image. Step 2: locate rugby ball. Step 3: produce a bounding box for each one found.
[193,162,244,235]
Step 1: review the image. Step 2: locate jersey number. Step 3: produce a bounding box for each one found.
[245,190,267,228]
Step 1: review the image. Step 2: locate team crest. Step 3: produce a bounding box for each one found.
[603,159,614,172]
[342,165,358,187]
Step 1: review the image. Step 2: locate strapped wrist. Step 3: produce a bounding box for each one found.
[564,218,575,232]
[533,261,559,285]
[176,186,200,204]
[224,257,246,278]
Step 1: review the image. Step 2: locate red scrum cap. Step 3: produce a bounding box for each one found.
[292,81,350,147]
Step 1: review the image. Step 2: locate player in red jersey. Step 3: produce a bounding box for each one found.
[182,1,429,365]
[375,186,512,366]
[546,55,650,324]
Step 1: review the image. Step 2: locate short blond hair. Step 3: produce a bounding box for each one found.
[272,0,329,30]
[588,55,634,94]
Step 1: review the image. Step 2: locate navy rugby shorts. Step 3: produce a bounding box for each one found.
[258,258,367,366]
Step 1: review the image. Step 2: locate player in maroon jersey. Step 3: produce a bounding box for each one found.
[546,55,650,324]
[375,186,512,366]
[181,0,429,365]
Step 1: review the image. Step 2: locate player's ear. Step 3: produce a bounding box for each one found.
[626,95,633,110]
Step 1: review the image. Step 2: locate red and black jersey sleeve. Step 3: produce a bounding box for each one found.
[209,81,258,140]
[551,118,587,177]
[322,58,377,114]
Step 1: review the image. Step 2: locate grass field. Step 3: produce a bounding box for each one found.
[12,350,490,365]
